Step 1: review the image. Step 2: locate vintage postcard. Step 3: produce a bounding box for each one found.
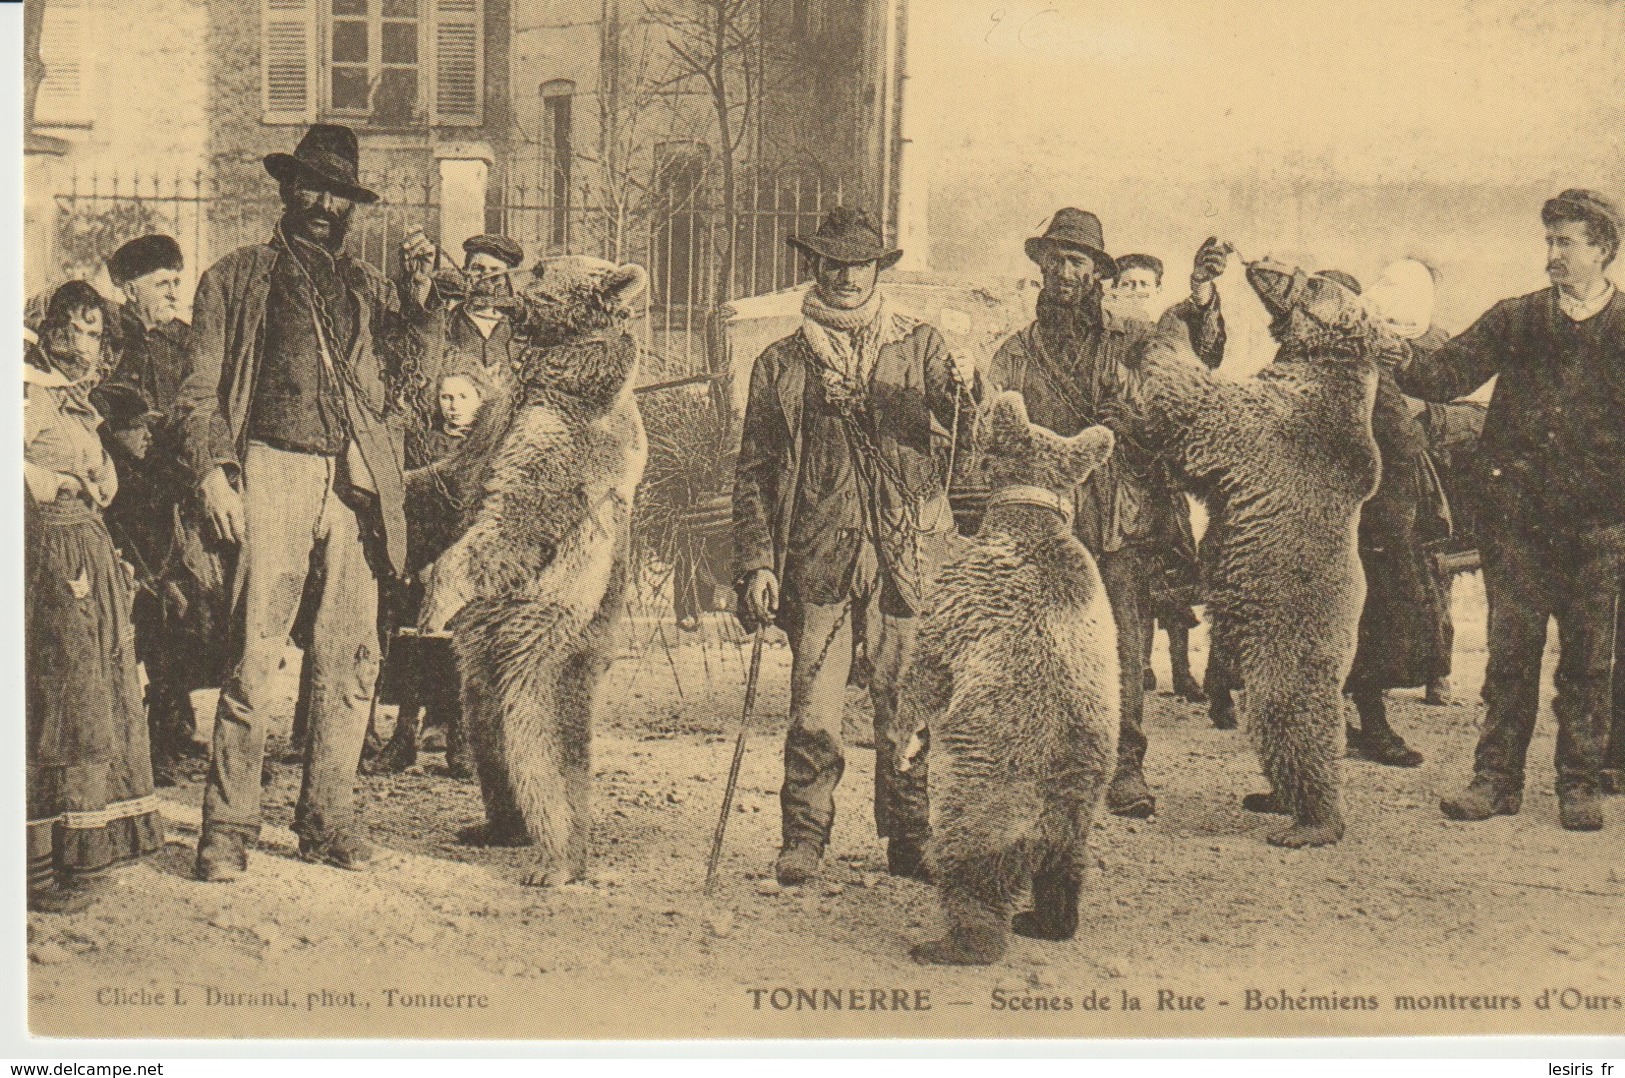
[18,0,1625,1043]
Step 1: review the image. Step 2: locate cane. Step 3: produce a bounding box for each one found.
[705,625,767,895]
[946,355,969,494]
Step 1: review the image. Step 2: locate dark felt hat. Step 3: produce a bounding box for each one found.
[463,233,525,268]
[264,124,379,204]
[108,234,183,284]
[1025,208,1114,275]
[786,206,902,269]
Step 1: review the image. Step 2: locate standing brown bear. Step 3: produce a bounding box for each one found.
[1126,260,1382,848]
[902,392,1119,965]
[418,255,648,886]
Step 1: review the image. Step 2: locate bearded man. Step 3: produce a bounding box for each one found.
[986,209,1228,818]
[175,124,412,879]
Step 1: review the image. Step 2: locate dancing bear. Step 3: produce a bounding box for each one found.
[903,392,1119,965]
[419,255,649,886]
[1127,260,1382,848]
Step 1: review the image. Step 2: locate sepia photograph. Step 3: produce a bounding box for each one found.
[15,0,1625,1043]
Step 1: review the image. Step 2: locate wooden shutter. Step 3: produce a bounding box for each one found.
[262,0,318,125]
[36,0,89,126]
[429,0,483,127]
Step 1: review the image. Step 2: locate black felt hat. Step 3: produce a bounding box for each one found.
[1025,208,1114,275]
[786,206,902,269]
[264,124,379,204]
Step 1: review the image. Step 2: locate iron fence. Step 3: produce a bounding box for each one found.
[47,162,838,380]
[49,168,440,299]
[497,164,841,379]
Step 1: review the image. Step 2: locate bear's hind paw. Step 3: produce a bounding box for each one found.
[910,936,1005,966]
[519,865,585,888]
[1011,911,1076,942]
[1265,820,1344,848]
[1240,791,1291,815]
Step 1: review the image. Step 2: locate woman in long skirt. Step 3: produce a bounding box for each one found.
[25,281,165,913]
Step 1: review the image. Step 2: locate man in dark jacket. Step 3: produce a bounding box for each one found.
[176,124,414,879]
[1396,189,1625,832]
[987,210,1228,818]
[99,235,223,780]
[733,207,977,886]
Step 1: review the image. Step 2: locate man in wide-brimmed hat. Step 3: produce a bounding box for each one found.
[987,209,1229,820]
[1396,188,1625,832]
[175,123,416,880]
[734,206,978,886]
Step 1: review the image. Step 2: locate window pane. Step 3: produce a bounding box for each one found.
[331,66,370,111]
[381,0,417,16]
[381,22,417,64]
[332,0,366,15]
[372,68,419,125]
[332,20,367,63]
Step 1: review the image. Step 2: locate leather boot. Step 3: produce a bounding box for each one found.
[1440,775,1522,821]
[195,827,251,883]
[1558,789,1604,832]
[774,841,822,886]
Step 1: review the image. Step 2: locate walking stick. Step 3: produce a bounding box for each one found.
[705,625,767,895]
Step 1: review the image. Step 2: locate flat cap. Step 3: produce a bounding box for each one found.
[463,234,525,268]
[1542,189,1622,244]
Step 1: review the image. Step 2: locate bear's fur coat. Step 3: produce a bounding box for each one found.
[418,255,649,886]
[1127,261,1382,848]
[902,392,1119,965]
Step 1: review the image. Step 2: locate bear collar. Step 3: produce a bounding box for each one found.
[985,485,1073,525]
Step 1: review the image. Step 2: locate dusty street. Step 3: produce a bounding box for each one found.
[27,577,1624,1040]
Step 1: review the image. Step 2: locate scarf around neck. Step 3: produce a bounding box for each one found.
[801,288,885,384]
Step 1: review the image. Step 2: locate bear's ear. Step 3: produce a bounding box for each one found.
[606,263,649,308]
[988,391,1031,445]
[1058,424,1115,482]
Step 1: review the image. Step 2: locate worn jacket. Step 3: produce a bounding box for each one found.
[987,299,1220,555]
[733,306,974,616]
[1395,287,1625,527]
[175,228,410,572]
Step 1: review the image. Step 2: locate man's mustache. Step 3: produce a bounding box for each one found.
[1547,262,1567,273]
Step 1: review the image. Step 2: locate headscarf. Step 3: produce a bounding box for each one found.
[1363,259,1436,341]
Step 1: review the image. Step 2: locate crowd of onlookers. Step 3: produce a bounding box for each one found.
[23,120,1625,912]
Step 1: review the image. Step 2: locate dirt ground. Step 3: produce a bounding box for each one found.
[26,576,1625,1041]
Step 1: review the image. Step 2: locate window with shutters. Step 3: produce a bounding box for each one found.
[260,0,483,128]
[37,0,93,127]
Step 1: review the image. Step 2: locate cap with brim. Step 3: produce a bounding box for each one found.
[1544,188,1622,245]
[463,234,524,268]
[91,381,163,430]
[786,206,902,269]
[1025,208,1114,276]
[264,123,379,204]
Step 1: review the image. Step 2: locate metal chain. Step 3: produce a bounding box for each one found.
[286,243,393,423]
